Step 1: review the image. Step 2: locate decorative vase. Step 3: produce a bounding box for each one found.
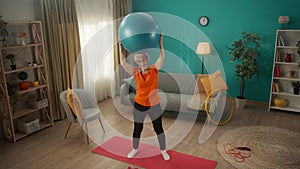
[19,81,30,90]
[20,38,26,45]
[289,71,296,78]
[235,97,246,108]
[10,64,16,70]
[285,53,292,62]
[274,98,287,107]
[294,88,300,95]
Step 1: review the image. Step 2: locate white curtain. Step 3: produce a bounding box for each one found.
[75,0,114,101]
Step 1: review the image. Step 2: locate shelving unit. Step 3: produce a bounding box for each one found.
[0,21,53,142]
[269,29,300,113]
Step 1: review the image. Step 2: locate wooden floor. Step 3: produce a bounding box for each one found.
[0,97,299,169]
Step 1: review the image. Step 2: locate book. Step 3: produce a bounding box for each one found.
[274,66,281,77]
[279,35,285,46]
[272,82,276,92]
[275,82,280,92]
[277,38,281,46]
[278,52,281,62]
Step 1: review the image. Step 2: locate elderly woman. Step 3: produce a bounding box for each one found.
[118,34,170,161]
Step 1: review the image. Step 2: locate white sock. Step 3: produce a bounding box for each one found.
[127,149,138,158]
[161,150,170,161]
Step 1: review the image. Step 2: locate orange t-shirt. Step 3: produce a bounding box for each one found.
[133,65,160,106]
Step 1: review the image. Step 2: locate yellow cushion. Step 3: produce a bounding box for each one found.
[200,77,212,96]
[66,88,83,119]
[193,74,209,95]
[201,70,228,96]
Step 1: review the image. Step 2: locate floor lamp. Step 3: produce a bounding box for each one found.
[278,16,289,29]
[196,42,211,74]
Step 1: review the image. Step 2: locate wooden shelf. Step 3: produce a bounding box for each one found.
[17,84,48,95]
[273,77,300,81]
[12,106,50,119]
[0,21,52,142]
[269,29,300,113]
[8,21,42,25]
[1,43,43,50]
[274,62,299,66]
[270,106,300,113]
[272,92,300,97]
[276,46,298,49]
[4,65,45,74]
[15,121,52,141]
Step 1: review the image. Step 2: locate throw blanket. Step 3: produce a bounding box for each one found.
[186,74,208,110]
[187,70,228,111]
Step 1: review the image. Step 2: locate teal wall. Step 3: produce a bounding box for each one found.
[132,0,300,103]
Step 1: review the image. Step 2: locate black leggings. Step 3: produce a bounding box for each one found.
[132,102,166,150]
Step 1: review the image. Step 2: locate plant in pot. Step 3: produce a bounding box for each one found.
[7,83,18,114]
[0,15,8,47]
[227,31,261,108]
[296,41,300,68]
[18,71,30,90]
[5,53,17,70]
[291,81,300,95]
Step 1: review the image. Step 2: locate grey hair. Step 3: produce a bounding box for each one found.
[134,53,150,62]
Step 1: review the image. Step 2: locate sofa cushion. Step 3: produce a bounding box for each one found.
[158,73,180,93]
[159,73,197,95]
[123,73,199,95]
[122,76,136,92]
[159,92,198,113]
[193,74,209,95]
[200,77,212,96]
[120,72,211,112]
[201,70,228,95]
[66,88,83,119]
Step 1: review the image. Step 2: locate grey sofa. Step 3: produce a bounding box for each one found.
[120,72,208,113]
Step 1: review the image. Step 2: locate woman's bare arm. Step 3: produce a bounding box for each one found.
[119,42,134,75]
[155,33,165,70]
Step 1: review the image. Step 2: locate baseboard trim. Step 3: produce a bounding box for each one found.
[228,97,268,107]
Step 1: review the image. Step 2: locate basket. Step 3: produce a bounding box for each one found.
[17,118,40,134]
[28,99,48,109]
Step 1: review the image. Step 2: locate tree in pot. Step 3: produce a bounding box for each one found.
[5,53,17,70]
[296,41,300,68]
[227,31,261,108]
[0,15,8,47]
[7,83,18,114]
[291,81,300,95]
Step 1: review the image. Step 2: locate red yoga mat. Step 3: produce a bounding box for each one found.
[92,136,217,169]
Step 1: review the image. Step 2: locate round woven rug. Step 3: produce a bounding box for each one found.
[217,126,300,169]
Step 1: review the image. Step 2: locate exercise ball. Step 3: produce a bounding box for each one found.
[118,12,160,52]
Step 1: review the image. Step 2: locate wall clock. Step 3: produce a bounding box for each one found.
[199,16,209,26]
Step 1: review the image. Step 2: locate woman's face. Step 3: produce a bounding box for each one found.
[135,54,149,70]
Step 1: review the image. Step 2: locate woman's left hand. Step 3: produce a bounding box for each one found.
[159,32,163,49]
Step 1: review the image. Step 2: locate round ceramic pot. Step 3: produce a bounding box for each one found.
[19,81,30,90]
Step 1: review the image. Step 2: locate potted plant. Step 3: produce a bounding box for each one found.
[296,41,300,68]
[18,71,30,90]
[228,31,261,108]
[7,83,18,113]
[291,81,300,95]
[0,15,8,47]
[5,53,17,70]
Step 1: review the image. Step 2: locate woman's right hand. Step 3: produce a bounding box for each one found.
[118,39,122,47]
[118,40,124,54]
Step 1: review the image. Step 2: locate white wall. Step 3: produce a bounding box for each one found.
[0,0,41,22]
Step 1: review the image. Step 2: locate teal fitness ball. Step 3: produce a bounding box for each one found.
[118,12,160,53]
